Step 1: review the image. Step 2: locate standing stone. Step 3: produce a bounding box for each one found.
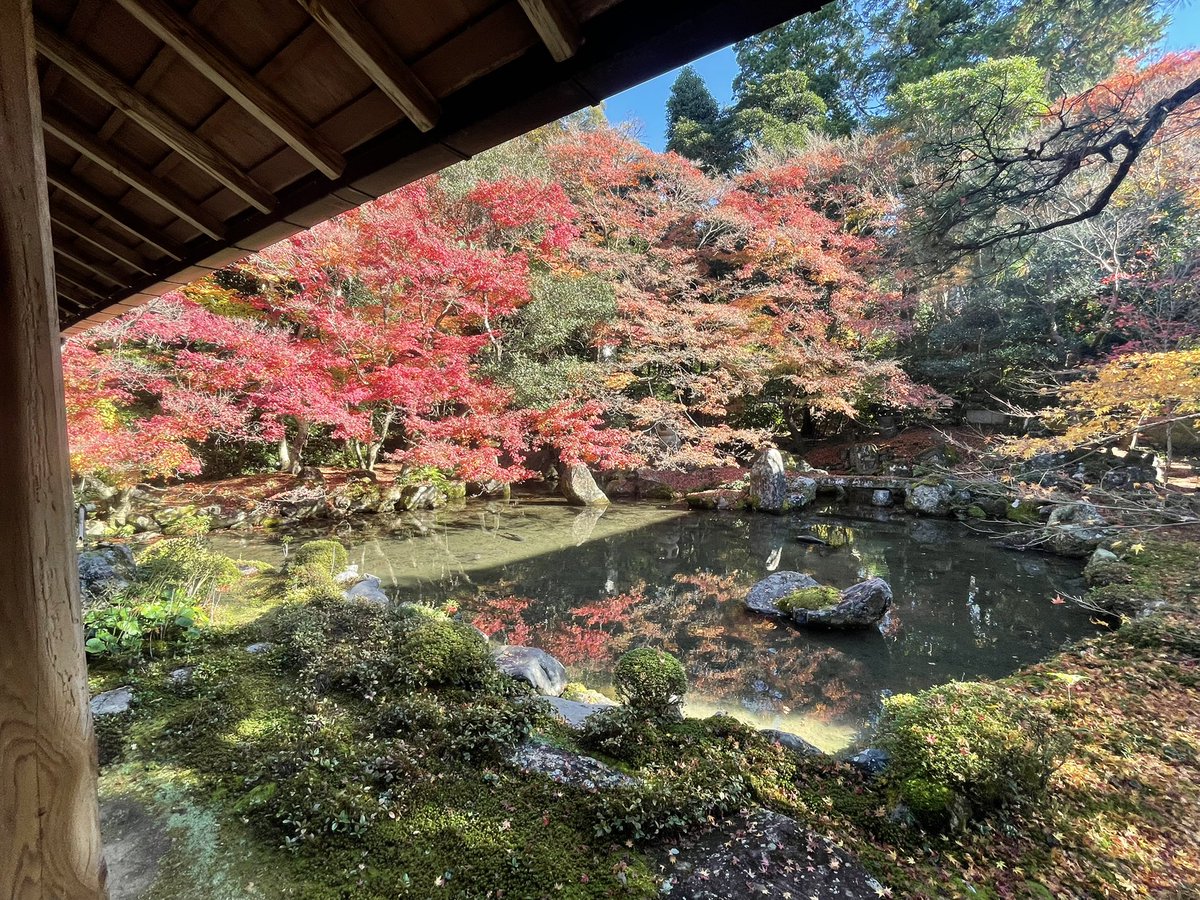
[558,463,609,506]
[748,448,788,513]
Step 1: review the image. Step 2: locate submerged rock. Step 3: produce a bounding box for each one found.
[792,577,893,629]
[748,448,788,513]
[492,645,568,696]
[91,686,133,717]
[745,571,821,616]
[653,809,886,899]
[510,742,636,790]
[904,478,966,517]
[558,463,609,507]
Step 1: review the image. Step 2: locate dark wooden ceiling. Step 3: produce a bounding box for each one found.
[35,0,824,336]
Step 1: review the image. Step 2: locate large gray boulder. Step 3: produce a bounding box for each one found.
[785,474,818,508]
[793,578,893,629]
[748,448,788,513]
[558,463,609,506]
[904,478,965,516]
[491,645,569,696]
[78,543,136,606]
[1046,501,1111,557]
[745,571,821,616]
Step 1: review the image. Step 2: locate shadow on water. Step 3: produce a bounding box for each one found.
[212,499,1096,750]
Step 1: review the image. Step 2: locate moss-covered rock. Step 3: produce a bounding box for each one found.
[777,585,842,613]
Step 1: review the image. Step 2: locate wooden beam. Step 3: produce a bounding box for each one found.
[54,245,125,289]
[53,264,108,301]
[517,0,581,62]
[294,0,440,131]
[51,208,156,275]
[47,163,185,259]
[34,20,277,212]
[44,108,227,239]
[112,0,346,179]
[57,291,90,311]
[0,3,106,897]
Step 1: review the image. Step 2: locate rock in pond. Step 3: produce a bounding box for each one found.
[91,686,133,717]
[745,571,821,616]
[492,645,568,696]
[344,575,390,605]
[510,742,636,791]
[760,728,823,756]
[654,809,886,899]
[1046,501,1112,557]
[746,573,893,629]
[792,577,893,629]
[785,473,818,508]
[558,462,609,507]
[748,448,788,513]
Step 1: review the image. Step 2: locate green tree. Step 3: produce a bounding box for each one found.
[665,66,737,171]
[733,0,868,133]
[731,70,828,155]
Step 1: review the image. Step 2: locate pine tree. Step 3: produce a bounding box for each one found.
[665,66,736,171]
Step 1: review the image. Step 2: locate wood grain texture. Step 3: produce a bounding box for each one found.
[112,0,346,178]
[35,20,277,213]
[517,0,581,62]
[295,0,441,131]
[0,2,107,898]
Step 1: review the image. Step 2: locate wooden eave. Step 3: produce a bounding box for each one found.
[33,0,825,337]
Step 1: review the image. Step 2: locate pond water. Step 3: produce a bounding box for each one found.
[212,500,1095,750]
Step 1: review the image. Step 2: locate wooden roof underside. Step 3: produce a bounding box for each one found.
[36,0,823,335]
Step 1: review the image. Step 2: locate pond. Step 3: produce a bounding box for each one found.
[212,499,1096,750]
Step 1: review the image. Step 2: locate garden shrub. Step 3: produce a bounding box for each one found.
[579,705,665,767]
[389,616,493,688]
[283,540,349,602]
[875,681,1069,828]
[613,647,687,718]
[136,538,241,602]
[777,585,841,613]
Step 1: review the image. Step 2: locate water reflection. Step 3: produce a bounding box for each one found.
[213,501,1093,750]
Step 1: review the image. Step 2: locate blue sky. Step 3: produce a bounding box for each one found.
[603,3,1200,151]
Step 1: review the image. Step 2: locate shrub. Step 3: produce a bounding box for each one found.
[284,540,349,602]
[777,585,841,613]
[579,705,665,767]
[136,538,241,603]
[875,681,1069,828]
[613,648,687,718]
[389,616,493,688]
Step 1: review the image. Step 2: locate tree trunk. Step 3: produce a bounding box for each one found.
[0,1,106,894]
[278,418,310,474]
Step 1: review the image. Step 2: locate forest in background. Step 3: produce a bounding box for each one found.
[65,0,1200,486]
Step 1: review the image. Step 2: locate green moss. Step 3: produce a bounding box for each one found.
[966,504,986,519]
[777,585,841,613]
[1006,499,1042,524]
[613,647,687,718]
[390,616,494,688]
[875,681,1069,828]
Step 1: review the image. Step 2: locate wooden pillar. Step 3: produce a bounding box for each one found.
[0,1,107,897]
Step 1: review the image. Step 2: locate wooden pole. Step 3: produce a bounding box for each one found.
[0,1,107,897]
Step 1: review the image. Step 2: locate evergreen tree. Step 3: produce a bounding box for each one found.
[665,66,737,171]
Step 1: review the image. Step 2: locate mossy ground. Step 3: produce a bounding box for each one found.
[91,534,1200,899]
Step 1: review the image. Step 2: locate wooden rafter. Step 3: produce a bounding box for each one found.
[112,0,346,179]
[51,208,155,275]
[47,163,185,260]
[294,0,440,131]
[53,264,107,301]
[44,108,226,239]
[54,243,125,287]
[34,20,277,213]
[517,0,581,62]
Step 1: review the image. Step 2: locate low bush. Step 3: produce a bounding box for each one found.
[613,647,687,718]
[389,616,493,689]
[283,540,349,603]
[84,593,205,659]
[136,538,241,603]
[875,681,1069,828]
[579,705,665,767]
